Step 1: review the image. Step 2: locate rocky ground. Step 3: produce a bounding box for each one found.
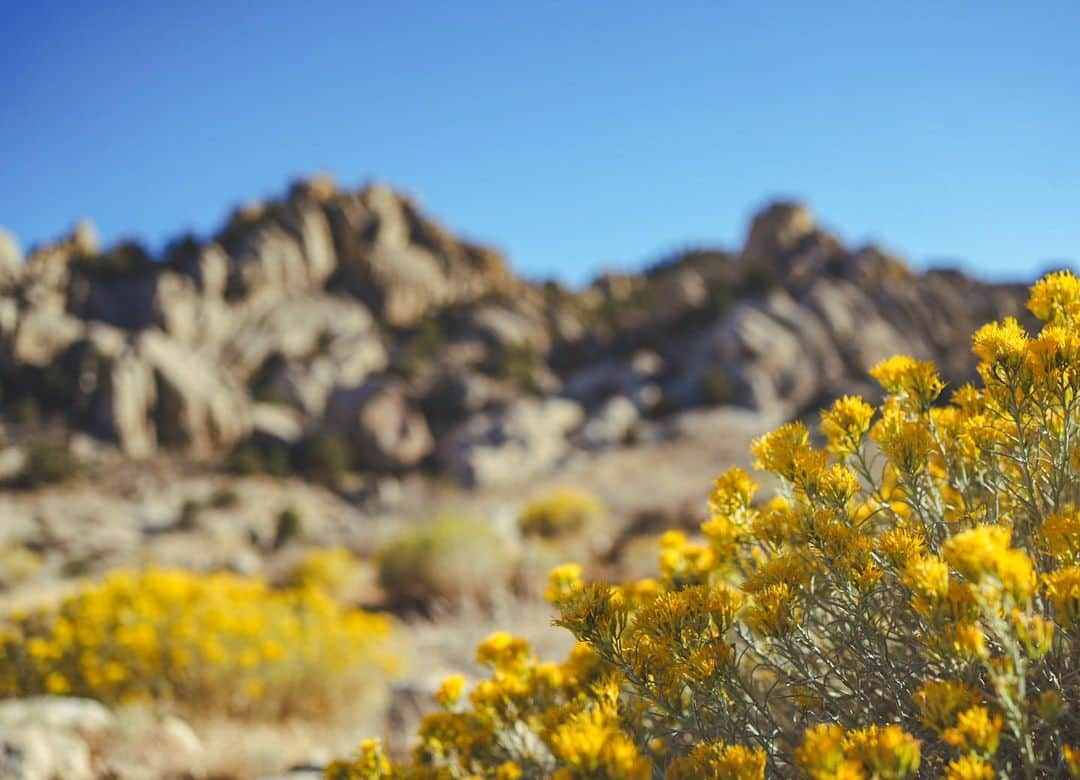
[0,177,1046,777]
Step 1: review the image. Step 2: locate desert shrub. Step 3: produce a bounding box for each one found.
[376,516,511,613]
[16,436,80,488]
[0,544,43,589]
[226,441,265,476]
[227,440,292,478]
[332,271,1080,778]
[397,317,446,378]
[272,506,303,550]
[175,498,202,531]
[295,432,353,486]
[487,343,542,395]
[518,488,605,540]
[288,546,358,597]
[0,568,395,721]
[209,486,240,509]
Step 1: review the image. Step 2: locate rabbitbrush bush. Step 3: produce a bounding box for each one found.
[0,568,396,720]
[519,488,606,541]
[331,272,1080,778]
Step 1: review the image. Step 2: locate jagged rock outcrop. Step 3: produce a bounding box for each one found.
[439,397,584,487]
[0,179,1043,486]
[324,378,434,471]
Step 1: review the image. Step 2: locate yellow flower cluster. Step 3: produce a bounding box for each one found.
[0,568,395,719]
[796,722,922,779]
[288,546,360,596]
[518,487,605,539]
[332,270,1080,778]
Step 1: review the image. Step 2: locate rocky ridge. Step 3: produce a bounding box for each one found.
[0,180,1033,488]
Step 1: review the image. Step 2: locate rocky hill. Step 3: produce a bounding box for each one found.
[0,177,1033,489]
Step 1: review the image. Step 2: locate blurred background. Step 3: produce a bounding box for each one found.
[0,2,1076,778]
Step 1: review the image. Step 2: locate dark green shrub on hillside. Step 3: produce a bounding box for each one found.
[226,439,293,478]
[17,437,80,489]
[273,506,304,550]
[486,344,542,395]
[294,432,353,487]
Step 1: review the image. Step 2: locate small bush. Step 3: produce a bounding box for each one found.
[226,441,292,478]
[396,317,446,378]
[0,568,396,720]
[0,545,43,589]
[226,441,265,476]
[262,444,293,477]
[209,486,239,509]
[487,343,542,394]
[272,506,303,551]
[295,432,353,487]
[518,488,605,540]
[175,499,202,531]
[287,547,359,598]
[17,437,80,488]
[376,516,512,613]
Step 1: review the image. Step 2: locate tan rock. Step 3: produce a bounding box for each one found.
[325,379,433,470]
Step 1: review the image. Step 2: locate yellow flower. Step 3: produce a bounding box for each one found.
[943,526,1036,603]
[751,421,818,482]
[945,622,989,661]
[743,583,801,637]
[872,405,934,474]
[347,738,392,778]
[942,706,1002,756]
[843,724,921,779]
[877,527,927,569]
[1040,509,1080,564]
[709,467,758,516]
[815,463,861,506]
[1027,324,1080,383]
[903,555,950,604]
[913,679,978,734]
[667,740,767,780]
[944,754,995,780]
[519,487,605,538]
[1064,745,1080,779]
[1,567,393,719]
[434,674,467,708]
[820,395,876,456]
[548,707,649,778]
[44,672,70,695]
[1044,567,1080,628]
[545,562,584,604]
[658,530,716,587]
[795,723,847,777]
[972,317,1028,366]
[475,632,530,670]
[870,356,945,409]
[495,761,523,780]
[1028,268,1080,323]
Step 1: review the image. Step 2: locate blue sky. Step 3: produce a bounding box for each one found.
[2,1,1077,285]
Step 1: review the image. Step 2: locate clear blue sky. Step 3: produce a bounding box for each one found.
[2,1,1077,285]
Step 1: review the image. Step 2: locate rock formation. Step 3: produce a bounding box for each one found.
[0,180,1036,487]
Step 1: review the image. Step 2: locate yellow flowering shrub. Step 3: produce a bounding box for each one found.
[518,488,606,539]
[333,271,1080,778]
[288,546,362,598]
[0,568,396,719]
